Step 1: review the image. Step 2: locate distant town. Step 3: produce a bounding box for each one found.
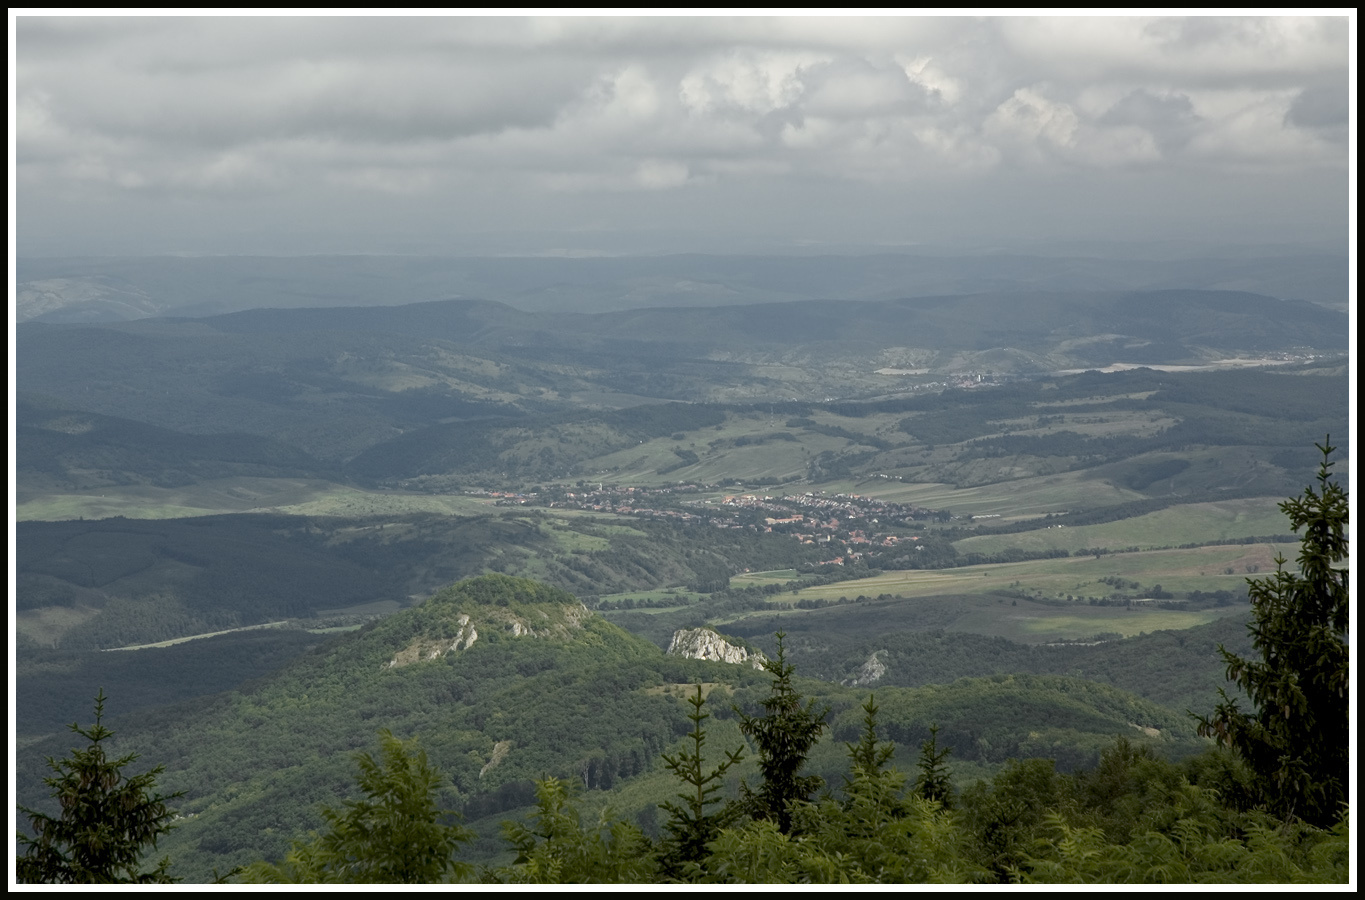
[476,483,951,567]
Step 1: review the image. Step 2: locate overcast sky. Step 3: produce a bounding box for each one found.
[12,14,1353,257]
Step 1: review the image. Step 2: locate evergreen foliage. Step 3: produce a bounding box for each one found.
[1196,439,1349,827]
[241,731,472,883]
[1015,793,1350,883]
[915,724,954,808]
[735,633,830,834]
[656,685,745,879]
[16,690,181,884]
[703,697,981,883]
[844,695,900,809]
[493,777,655,883]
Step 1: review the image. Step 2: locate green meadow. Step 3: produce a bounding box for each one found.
[812,470,1147,519]
[769,543,1294,606]
[719,589,1244,644]
[16,478,492,521]
[955,497,1292,555]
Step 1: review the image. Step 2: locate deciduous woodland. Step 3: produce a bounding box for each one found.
[15,287,1350,883]
[18,449,1350,883]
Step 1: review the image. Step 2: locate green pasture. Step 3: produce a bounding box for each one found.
[730,569,799,587]
[808,468,1146,519]
[15,478,490,521]
[273,488,492,518]
[15,605,101,648]
[539,522,612,553]
[15,492,214,522]
[947,602,1237,642]
[776,543,1295,606]
[955,497,1290,555]
[719,589,1243,644]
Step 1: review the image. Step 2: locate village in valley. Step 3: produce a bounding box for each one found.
[480,482,950,568]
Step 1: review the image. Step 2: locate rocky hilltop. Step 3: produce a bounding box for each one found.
[384,577,592,669]
[666,627,767,669]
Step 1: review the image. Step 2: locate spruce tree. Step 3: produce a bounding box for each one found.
[1196,439,1349,827]
[243,730,472,883]
[657,685,745,878]
[736,633,829,834]
[16,691,181,884]
[915,724,954,809]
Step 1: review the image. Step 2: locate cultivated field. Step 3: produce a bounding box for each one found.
[954,497,1291,555]
[768,543,1295,606]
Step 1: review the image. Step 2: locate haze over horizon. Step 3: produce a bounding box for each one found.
[14,14,1351,259]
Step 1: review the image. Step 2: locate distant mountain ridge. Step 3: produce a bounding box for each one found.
[190,289,1348,355]
[17,251,1347,322]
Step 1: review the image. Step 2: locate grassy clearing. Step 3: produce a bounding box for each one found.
[16,493,218,521]
[15,478,490,521]
[815,469,1146,519]
[538,522,612,553]
[776,544,1296,605]
[16,605,101,648]
[269,488,490,518]
[730,569,799,587]
[720,591,1242,644]
[947,603,1236,642]
[956,497,1290,555]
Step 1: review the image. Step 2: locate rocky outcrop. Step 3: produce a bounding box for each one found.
[843,650,887,687]
[384,614,478,669]
[480,740,512,778]
[383,597,594,670]
[666,628,767,669]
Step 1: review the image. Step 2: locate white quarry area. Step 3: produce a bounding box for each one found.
[666,627,767,669]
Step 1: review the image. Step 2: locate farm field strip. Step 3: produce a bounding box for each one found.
[15,478,491,521]
[814,470,1146,518]
[716,592,1242,643]
[954,497,1290,554]
[947,605,1238,641]
[773,543,1297,604]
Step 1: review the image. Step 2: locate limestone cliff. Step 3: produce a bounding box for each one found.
[843,650,887,687]
[666,627,767,669]
[383,575,592,670]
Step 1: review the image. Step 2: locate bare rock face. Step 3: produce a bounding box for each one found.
[384,614,479,669]
[666,628,767,669]
[382,600,591,670]
[843,651,887,687]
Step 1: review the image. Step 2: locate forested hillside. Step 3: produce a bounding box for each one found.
[15,289,1350,884]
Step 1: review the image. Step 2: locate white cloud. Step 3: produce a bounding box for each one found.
[14,14,1350,254]
[679,50,824,116]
